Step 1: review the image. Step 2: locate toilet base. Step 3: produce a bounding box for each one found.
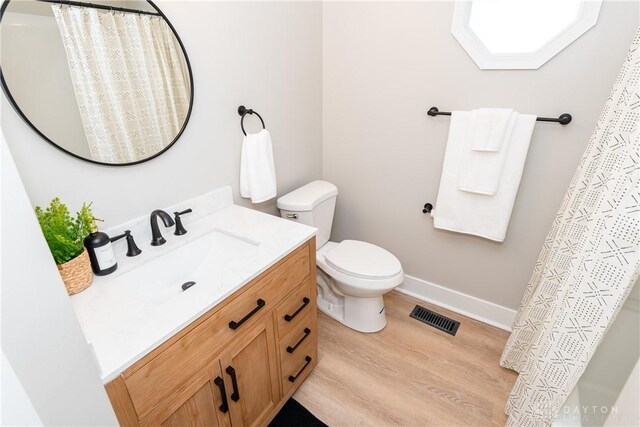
[316,273,387,333]
[345,295,387,333]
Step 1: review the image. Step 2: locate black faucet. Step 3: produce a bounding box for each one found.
[150,210,175,246]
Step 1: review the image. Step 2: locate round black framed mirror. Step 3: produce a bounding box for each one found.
[0,0,193,166]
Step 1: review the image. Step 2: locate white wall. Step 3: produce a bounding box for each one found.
[1,134,118,426]
[1,0,323,228]
[322,0,639,310]
[1,351,43,426]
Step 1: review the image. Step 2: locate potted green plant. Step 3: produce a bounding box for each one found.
[35,198,94,295]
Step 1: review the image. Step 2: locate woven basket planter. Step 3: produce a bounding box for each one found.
[57,248,93,295]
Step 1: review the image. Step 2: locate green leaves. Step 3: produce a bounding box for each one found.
[35,198,94,265]
[76,203,94,238]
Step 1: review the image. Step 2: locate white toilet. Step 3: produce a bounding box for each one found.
[277,180,404,333]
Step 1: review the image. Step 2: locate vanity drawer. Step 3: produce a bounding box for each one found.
[280,318,317,397]
[279,311,314,359]
[124,243,310,421]
[276,279,315,338]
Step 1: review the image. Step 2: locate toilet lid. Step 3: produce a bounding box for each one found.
[325,240,402,280]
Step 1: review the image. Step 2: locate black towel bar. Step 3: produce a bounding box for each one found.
[427,106,572,125]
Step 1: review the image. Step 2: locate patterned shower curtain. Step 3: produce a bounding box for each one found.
[500,29,640,427]
[52,5,190,163]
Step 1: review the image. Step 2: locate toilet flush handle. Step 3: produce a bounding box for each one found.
[286,213,299,219]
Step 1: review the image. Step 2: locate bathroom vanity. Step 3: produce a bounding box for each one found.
[69,187,318,426]
[106,240,317,426]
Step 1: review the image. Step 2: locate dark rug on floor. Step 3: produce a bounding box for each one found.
[269,398,327,427]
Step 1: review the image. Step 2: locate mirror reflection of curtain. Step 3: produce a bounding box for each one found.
[51,5,189,163]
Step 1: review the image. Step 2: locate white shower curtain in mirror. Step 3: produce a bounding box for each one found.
[500,29,639,427]
[51,5,190,163]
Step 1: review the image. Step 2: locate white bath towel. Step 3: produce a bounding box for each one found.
[471,108,513,151]
[432,111,536,242]
[240,129,277,203]
[457,111,525,196]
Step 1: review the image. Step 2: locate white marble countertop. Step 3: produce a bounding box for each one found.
[70,188,316,383]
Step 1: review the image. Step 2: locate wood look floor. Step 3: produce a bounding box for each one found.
[293,291,517,427]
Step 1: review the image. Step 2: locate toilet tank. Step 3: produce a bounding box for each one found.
[277,181,338,248]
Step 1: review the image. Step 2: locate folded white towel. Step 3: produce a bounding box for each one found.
[458,111,520,196]
[432,111,536,242]
[471,108,513,151]
[240,129,277,203]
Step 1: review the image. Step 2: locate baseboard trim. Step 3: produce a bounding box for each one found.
[395,275,517,332]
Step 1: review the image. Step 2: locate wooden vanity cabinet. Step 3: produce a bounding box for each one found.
[105,238,317,427]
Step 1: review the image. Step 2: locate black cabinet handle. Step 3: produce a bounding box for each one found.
[229,299,265,330]
[225,366,240,402]
[284,297,310,322]
[286,328,311,354]
[213,376,229,413]
[288,356,312,383]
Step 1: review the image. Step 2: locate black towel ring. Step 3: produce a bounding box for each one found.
[238,105,265,136]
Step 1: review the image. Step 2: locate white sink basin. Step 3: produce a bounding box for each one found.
[118,229,260,306]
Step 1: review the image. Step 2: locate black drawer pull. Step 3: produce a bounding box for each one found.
[288,356,312,383]
[225,366,240,402]
[284,297,310,322]
[229,299,265,330]
[213,376,229,413]
[287,328,311,353]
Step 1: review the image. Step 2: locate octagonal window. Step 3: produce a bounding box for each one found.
[452,0,603,69]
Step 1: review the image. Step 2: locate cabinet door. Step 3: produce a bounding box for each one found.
[219,315,280,427]
[160,381,220,427]
[156,362,231,427]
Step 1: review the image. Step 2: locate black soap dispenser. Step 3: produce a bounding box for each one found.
[84,217,117,276]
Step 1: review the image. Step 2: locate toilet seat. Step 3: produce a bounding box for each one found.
[325,240,402,280]
[317,240,404,297]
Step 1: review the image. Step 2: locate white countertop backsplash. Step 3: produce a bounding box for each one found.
[70,186,316,383]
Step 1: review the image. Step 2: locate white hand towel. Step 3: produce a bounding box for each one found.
[457,111,522,196]
[240,129,277,203]
[432,111,536,242]
[471,108,513,151]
